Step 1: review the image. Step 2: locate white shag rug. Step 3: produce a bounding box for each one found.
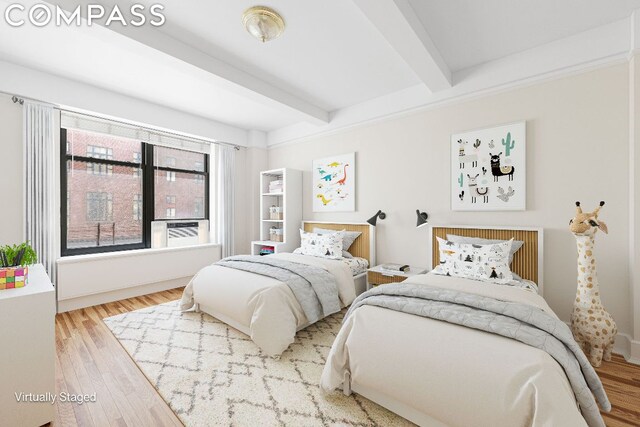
[103,301,413,427]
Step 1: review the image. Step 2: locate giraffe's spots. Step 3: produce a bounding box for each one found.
[588,309,594,314]
[591,259,595,264]
[603,329,608,334]
[586,250,593,257]
[576,297,580,302]
[592,299,595,304]
[605,320,611,326]
[588,276,592,282]
[588,283,593,288]
[596,332,600,336]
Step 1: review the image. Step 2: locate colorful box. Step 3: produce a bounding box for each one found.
[0,266,28,290]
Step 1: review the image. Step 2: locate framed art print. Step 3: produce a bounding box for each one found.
[451,122,526,211]
[312,152,355,212]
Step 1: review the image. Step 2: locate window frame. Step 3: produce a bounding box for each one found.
[60,128,210,256]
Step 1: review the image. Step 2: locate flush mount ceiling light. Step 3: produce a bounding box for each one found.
[242,6,285,43]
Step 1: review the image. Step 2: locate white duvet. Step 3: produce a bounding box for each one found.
[180,253,355,356]
[321,272,589,427]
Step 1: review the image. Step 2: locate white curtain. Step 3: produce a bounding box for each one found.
[23,102,57,282]
[216,144,236,257]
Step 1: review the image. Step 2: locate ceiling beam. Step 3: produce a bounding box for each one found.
[352,0,451,92]
[54,0,329,126]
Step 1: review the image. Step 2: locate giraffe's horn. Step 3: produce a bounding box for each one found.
[575,201,582,215]
[593,200,605,217]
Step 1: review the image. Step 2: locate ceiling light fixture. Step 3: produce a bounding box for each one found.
[242,6,285,43]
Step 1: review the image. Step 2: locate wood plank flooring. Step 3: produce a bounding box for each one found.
[53,288,640,427]
[54,288,184,427]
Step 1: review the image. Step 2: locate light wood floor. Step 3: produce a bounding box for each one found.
[53,288,640,427]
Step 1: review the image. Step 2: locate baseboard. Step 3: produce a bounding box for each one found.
[614,332,640,365]
[56,277,188,313]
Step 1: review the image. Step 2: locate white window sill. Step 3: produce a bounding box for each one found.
[57,243,221,265]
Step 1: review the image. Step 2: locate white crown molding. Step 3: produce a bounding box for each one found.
[267,17,631,147]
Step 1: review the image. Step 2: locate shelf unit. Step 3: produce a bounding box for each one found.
[251,168,302,256]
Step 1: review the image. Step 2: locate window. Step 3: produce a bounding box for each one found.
[194,198,204,217]
[133,194,143,221]
[154,146,208,221]
[133,152,142,177]
[86,145,114,176]
[61,128,210,256]
[86,192,113,221]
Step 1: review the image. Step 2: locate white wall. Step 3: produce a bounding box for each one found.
[0,94,23,245]
[233,146,268,255]
[268,64,632,337]
[630,54,640,361]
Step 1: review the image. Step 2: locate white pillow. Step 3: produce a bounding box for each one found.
[293,248,352,258]
[298,230,343,260]
[433,237,514,284]
[446,234,524,265]
[313,227,361,252]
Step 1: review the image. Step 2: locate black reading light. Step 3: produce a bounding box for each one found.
[367,210,386,226]
[416,210,429,228]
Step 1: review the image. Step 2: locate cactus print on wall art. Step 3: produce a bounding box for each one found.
[451,122,526,211]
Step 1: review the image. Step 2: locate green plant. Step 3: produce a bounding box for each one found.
[0,242,37,267]
[501,132,515,156]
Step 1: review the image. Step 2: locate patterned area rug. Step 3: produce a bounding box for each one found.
[103,301,412,426]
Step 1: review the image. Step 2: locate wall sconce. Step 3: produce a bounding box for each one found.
[367,210,386,226]
[416,210,429,228]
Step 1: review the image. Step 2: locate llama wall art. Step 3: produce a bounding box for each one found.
[451,122,526,211]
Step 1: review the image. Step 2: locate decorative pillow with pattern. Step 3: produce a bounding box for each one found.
[298,230,343,259]
[433,237,514,284]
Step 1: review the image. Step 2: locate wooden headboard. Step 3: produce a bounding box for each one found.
[302,221,375,266]
[430,226,543,291]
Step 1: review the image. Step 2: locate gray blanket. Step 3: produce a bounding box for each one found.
[346,283,610,427]
[216,255,340,324]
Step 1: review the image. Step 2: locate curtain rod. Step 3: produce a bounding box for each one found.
[6,91,241,150]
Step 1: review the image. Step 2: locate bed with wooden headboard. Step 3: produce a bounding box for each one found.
[321,226,597,427]
[430,225,544,293]
[302,221,375,296]
[302,221,376,266]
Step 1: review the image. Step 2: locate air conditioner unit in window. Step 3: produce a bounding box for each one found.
[151,220,209,248]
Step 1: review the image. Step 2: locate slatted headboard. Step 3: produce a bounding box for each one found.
[430,226,543,292]
[302,221,375,266]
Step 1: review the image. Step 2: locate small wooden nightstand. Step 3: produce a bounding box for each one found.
[367,265,428,290]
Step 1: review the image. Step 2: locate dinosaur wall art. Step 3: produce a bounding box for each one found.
[312,152,356,212]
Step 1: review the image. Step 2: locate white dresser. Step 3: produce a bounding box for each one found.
[0,264,55,427]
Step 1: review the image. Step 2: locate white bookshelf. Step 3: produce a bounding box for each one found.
[251,168,302,255]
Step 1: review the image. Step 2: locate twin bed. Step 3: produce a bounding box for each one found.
[180,221,373,356]
[180,223,610,427]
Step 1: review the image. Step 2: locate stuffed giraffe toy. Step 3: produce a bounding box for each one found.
[569,200,617,367]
